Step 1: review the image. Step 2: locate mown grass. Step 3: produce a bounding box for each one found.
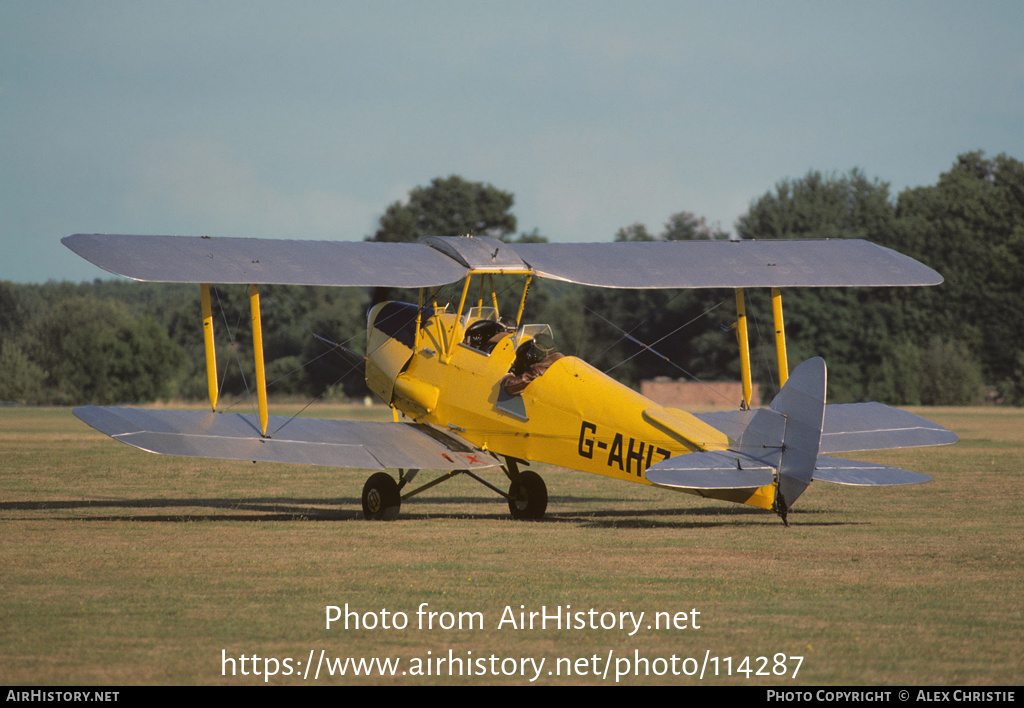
[1,405,1021,685]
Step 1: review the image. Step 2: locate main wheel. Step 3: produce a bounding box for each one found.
[507,470,547,520]
[362,472,401,520]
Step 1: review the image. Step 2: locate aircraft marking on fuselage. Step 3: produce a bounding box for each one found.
[577,421,671,477]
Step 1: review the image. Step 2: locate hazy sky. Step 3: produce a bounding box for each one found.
[3,1,1022,282]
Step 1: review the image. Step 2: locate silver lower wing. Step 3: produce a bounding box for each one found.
[73,406,499,471]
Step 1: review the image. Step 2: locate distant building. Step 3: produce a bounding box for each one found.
[640,377,760,409]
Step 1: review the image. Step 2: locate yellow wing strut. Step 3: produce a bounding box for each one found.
[249,284,269,437]
[735,288,752,409]
[200,284,218,412]
[771,287,789,387]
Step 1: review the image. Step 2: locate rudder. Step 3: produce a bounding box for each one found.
[764,357,827,523]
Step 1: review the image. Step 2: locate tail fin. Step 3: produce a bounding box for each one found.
[763,356,827,522]
[645,358,826,522]
[648,356,947,523]
[727,355,944,519]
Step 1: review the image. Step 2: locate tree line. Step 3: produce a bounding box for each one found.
[2,153,1021,407]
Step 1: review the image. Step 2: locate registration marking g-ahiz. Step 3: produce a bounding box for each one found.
[577,421,671,477]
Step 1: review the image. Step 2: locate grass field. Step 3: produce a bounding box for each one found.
[1,404,1021,685]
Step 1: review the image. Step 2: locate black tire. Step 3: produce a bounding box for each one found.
[362,472,401,520]
[507,470,547,520]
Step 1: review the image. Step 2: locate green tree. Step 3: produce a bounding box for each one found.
[1000,351,1024,405]
[371,175,517,243]
[0,281,43,344]
[0,343,46,403]
[595,212,737,389]
[918,337,983,405]
[22,294,185,404]
[165,284,371,401]
[511,228,548,244]
[368,175,520,308]
[734,155,1024,404]
[736,169,906,401]
[614,223,655,242]
[576,284,739,390]
[614,212,727,243]
[738,168,897,241]
[864,338,923,406]
[893,152,1024,392]
[662,212,728,240]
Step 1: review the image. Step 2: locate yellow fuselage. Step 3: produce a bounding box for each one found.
[366,304,775,510]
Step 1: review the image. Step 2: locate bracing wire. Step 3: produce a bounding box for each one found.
[258,281,469,437]
[213,285,258,418]
[589,290,686,367]
[585,295,738,407]
[748,298,778,398]
[604,300,727,375]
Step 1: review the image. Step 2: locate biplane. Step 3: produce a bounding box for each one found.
[62,233,956,524]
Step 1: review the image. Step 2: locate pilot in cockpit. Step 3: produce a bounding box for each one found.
[500,332,564,396]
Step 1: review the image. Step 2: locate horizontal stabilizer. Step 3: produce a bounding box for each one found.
[73,406,498,471]
[646,451,774,489]
[813,457,932,485]
[818,402,957,452]
[694,401,956,454]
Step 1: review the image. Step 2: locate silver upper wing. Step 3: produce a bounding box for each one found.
[64,234,942,288]
[62,234,469,287]
[508,239,942,288]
